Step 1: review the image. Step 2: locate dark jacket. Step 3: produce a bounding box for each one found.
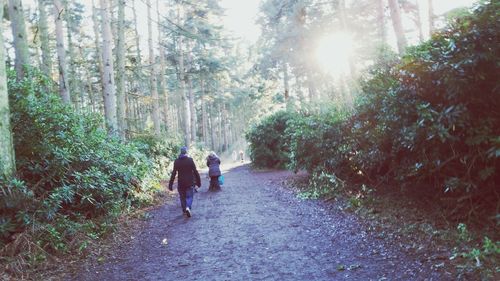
[206,155,221,177]
[169,155,201,189]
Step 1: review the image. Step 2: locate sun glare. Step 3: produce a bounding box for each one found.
[315,32,354,76]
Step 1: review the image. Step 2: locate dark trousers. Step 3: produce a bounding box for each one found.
[209,176,221,191]
[178,186,194,211]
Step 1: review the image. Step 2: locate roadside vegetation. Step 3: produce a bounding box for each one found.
[247,3,499,278]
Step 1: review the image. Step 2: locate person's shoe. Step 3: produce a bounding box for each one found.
[185,207,191,217]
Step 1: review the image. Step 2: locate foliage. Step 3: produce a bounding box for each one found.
[298,169,345,200]
[286,108,350,174]
[1,69,180,257]
[451,223,500,279]
[246,111,296,168]
[247,2,500,218]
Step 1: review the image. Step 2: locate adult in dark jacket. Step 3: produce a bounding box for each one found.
[168,146,201,217]
[206,152,221,191]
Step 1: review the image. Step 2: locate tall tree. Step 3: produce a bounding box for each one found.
[177,7,191,146]
[64,0,84,109]
[428,0,434,35]
[53,0,71,103]
[38,0,52,76]
[388,0,407,53]
[0,0,16,177]
[376,0,387,44]
[100,0,118,135]
[186,49,196,142]
[91,0,104,94]
[147,0,161,136]
[116,0,126,139]
[8,0,30,79]
[415,0,424,42]
[157,0,169,132]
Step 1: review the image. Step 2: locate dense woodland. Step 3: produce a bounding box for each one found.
[0,0,498,278]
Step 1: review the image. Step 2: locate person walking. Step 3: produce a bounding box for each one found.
[239,150,244,163]
[168,146,201,217]
[206,151,222,192]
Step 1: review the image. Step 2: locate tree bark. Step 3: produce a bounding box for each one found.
[38,0,52,76]
[216,103,221,152]
[428,0,434,35]
[186,51,196,143]
[208,104,215,151]
[116,0,126,139]
[91,0,104,92]
[376,0,386,44]
[415,0,424,42]
[283,61,290,109]
[200,77,208,145]
[177,8,190,146]
[0,1,16,177]
[388,0,407,54]
[100,0,118,136]
[157,0,169,132]
[53,0,71,103]
[187,75,196,142]
[8,0,30,80]
[147,0,161,136]
[222,104,228,152]
[64,0,82,110]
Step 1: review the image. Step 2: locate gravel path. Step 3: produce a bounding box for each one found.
[72,164,452,281]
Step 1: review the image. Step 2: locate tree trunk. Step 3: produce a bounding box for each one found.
[38,0,52,76]
[187,75,196,142]
[201,77,208,145]
[177,9,190,146]
[132,0,145,132]
[116,0,126,139]
[8,0,30,80]
[388,0,407,54]
[53,0,71,103]
[186,51,196,143]
[428,0,434,35]
[218,104,223,152]
[100,0,118,136]
[64,0,82,110]
[307,72,316,102]
[415,0,424,42]
[209,104,215,151]
[0,1,16,177]
[92,0,104,92]
[157,0,169,132]
[376,0,386,44]
[132,0,142,70]
[147,0,161,137]
[222,104,228,152]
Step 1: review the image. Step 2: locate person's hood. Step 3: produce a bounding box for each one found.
[208,155,219,161]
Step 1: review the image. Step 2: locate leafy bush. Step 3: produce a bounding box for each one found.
[246,111,296,168]
[353,2,500,197]
[1,69,180,256]
[247,2,499,218]
[286,108,350,174]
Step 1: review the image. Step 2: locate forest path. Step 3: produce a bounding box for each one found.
[71,163,451,281]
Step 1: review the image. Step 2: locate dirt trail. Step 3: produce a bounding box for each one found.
[71,164,452,281]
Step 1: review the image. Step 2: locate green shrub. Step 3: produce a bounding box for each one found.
[246,111,296,168]
[247,2,499,218]
[1,69,179,254]
[286,108,350,174]
[352,2,500,196]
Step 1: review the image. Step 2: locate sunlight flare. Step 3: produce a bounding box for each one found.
[315,32,354,76]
